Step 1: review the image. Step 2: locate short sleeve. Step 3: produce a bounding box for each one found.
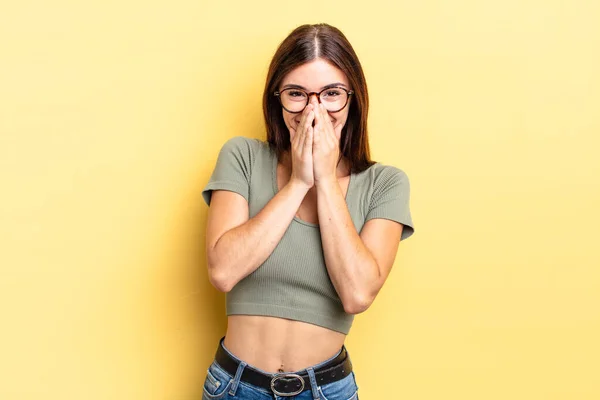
[365,166,415,241]
[202,136,255,205]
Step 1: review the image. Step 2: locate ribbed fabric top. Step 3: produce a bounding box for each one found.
[202,136,414,334]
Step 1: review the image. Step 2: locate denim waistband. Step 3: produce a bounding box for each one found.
[215,336,351,398]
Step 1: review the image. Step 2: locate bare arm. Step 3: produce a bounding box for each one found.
[205,104,316,292]
[311,99,404,314]
[316,180,403,314]
[205,181,309,292]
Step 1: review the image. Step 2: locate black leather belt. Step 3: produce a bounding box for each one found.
[214,338,353,396]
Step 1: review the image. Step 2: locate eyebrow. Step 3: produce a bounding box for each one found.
[281,82,348,91]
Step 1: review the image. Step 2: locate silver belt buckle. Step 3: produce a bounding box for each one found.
[270,373,305,397]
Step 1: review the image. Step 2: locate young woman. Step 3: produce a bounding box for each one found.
[201,23,415,400]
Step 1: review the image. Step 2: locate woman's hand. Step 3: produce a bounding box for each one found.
[288,103,315,189]
[312,97,342,185]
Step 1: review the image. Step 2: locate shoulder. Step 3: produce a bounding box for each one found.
[217,136,271,165]
[220,136,266,155]
[355,162,410,189]
[372,163,409,181]
[357,162,415,240]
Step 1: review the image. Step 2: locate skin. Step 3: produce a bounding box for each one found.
[205,59,404,373]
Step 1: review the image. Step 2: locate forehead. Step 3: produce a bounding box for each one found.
[280,59,349,89]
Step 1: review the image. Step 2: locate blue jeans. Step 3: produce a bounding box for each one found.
[202,340,359,400]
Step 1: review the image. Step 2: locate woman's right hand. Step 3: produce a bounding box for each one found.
[288,104,315,189]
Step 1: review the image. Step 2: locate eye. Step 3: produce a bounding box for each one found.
[287,90,307,98]
[324,89,343,97]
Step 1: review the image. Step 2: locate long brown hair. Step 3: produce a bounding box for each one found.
[263,23,374,173]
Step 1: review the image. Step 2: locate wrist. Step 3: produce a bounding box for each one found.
[287,177,313,193]
[315,177,339,193]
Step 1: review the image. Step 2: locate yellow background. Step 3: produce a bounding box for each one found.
[1,0,599,399]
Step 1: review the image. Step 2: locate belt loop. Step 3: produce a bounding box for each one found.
[228,360,247,396]
[306,367,320,400]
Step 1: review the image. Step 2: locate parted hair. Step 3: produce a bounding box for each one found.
[263,23,374,173]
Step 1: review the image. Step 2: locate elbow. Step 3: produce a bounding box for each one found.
[342,292,375,315]
[206,256,234,293]
[342,273,381,315]
[208,268,234,293]
[209,273,233,293]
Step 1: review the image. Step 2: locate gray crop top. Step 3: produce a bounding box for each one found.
[202,136,414,334]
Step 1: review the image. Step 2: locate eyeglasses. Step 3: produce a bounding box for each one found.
[274,87,354,113]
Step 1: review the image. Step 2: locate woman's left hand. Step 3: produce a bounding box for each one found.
[312,98,343,185]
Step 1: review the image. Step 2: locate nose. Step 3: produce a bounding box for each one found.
[308,93,320,104]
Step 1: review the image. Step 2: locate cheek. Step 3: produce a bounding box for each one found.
[331,111,350,128]
[282,112,297,130]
